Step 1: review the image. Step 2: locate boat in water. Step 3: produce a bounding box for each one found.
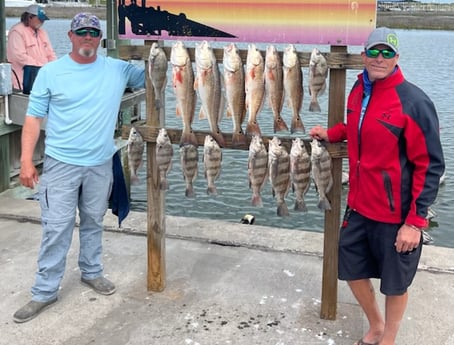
[5,0,91,7]
[5,0,38,7]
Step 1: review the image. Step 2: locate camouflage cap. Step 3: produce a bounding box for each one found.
[365,27,399,53]
[70,12,101,32]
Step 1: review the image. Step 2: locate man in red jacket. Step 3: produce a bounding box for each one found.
[310,27,445,345]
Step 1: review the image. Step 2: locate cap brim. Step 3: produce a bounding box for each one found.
[365,42,397,53]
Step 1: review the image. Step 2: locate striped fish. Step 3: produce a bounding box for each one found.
[248,135,268,207]
[180,144,199,198]
[156,128,173,191]
[203,134,222,195]
[310,139,333,210]
[308,48,328,112]
[290,138,311,212]
[268,136,291,217]
[148,42,168,111]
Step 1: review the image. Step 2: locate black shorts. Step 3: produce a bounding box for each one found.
[338,208,422,295]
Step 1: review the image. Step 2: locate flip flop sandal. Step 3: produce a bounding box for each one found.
[355,339,378,345]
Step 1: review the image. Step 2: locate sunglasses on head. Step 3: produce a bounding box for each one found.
[73,28,101,38]
[365,48,397,59]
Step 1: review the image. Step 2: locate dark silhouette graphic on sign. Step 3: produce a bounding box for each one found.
[118,1,236,38]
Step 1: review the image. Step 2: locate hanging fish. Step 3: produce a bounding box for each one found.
[308,48,328,112]
[148,42,168,111]
[248,134,268,207]
[203,134,222,195]
[265,45,289,133]
[170,40,198,147]
[310,139,333,211]
[245,44,265,136]
[156,128,173,191]
[283,44,305,133]
[223,42,247,147]
[194,40,225,147]
[268,136,291,217]
[180,144,199,198]
[127,127,144,185]
[290,138,311,212]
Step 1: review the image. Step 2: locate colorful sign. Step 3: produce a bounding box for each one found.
[118,0,377,46]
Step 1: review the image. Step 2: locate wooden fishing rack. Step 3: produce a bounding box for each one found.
[119,42,363,320]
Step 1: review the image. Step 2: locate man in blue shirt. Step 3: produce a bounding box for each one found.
[14,12,145,323]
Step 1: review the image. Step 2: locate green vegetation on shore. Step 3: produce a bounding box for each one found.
[5,7,454,31]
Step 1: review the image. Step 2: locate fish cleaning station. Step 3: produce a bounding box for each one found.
[1,0,371,322]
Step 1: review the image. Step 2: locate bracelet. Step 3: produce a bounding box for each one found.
[405,223,423,233]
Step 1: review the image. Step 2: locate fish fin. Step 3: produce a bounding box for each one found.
[274,116,289,133]
[251,194,263,207]
[175,106,182,117]
[199,108,206,120]
[246,121,262,137]
[309,101,321,113]
[226,106,233,118]
[291,115,305,134]
[277,202,290,217]
[294,199,308,212]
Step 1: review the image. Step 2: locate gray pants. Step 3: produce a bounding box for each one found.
[31,155,113,302]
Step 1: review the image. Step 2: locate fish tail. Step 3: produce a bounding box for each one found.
[207,185,218,196]
[159,179,169,191]
[291,115,305,134]
[277,201,290,217]
[294,199,308,212]
[185,184,196,198]
[131,173,140,185]
[318,197,332,211]
[246,120,262,137]
[154,98,162,110]
[232,131,248,148]
[309,100,321,112]
[273,116,289,133]
[211,130,226,148]
[251,193,263,207]
[180,130,198,147]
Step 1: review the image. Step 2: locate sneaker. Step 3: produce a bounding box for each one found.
[81,276,116,295]
[13,298,58,323]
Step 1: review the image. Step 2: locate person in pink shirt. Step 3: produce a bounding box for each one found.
[7,5,56,91]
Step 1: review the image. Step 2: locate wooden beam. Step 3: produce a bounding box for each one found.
[144,41,167,292]
[118,45,364,70]
[319,45,348,320]
[122,124,347,159]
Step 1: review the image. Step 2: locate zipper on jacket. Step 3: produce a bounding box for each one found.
[382,171,395,212]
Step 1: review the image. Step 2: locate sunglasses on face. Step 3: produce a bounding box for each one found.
[73,28,101,38]
[365,48,397,59]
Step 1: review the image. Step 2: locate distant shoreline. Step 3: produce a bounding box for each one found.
[5,7,454,31]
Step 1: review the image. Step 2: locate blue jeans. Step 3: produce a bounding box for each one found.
[31,156,113,302]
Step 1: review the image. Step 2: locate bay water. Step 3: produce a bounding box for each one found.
[6,18,454,247]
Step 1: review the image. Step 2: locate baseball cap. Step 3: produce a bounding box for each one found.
[365,27,399,53]
[70,12,101,32]
[26,4,49,21]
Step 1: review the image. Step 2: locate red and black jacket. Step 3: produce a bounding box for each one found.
[328,66,445,228]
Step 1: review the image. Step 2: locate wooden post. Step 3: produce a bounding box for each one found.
[144,41,166,292]
[319,45,347,320]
